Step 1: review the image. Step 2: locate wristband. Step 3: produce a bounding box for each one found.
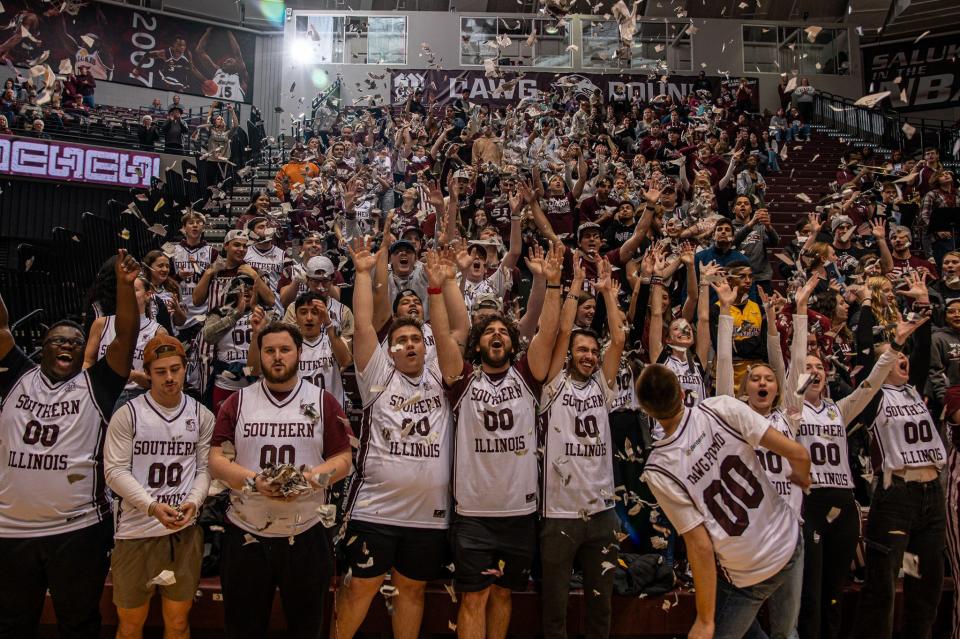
[427,287,442,295]
[147,501,158,517]
[546,283,562,289]
[890,340,905,352]
[650,276,664,286]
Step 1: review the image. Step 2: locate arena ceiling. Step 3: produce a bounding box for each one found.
[146,0,960,42]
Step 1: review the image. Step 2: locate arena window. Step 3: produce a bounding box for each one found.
[742,24,849,75]
[459,17,572,68]
[293,14,407,64]
[580,19,692,71]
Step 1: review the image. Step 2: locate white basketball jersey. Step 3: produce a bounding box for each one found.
[299,334,345,405]
[171,243,215,328]
[755,410,803,516]
[0,368,110,536]
[227,380,330,537]
[97,315,160,390]
[244,245,286,295]
[797,400,854,489]
[643,397,799,587]
[539,371,615,518]
[610,360,639,412]
[451,362,539,516]
[662,353,707,409]
[114,394,205,539]
[213,312,253,391]
[213,68,244,102]
[871,385,946,475]
[347,346,452,528]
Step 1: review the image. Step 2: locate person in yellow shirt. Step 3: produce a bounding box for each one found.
[709,260,767,387]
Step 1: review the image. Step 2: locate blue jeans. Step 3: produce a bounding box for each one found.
[789,124,810,140]
[82,95,95,109]
[715,531,804,639]
[767,150,781,172]
[744,541,803,639]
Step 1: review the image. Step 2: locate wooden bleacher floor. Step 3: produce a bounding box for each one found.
[38,576,955,638]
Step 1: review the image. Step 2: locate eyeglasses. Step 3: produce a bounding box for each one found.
[45,337,85,348]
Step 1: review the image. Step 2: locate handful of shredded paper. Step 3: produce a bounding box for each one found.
[257,464,313,498]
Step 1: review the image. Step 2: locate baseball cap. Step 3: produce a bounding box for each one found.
[304,256,335,279]
[830,215,854,232]
[392,288,422,314]
[389,239,417,255]
[474,293,503,312]
[143,334,186,368]
[223,229,249,245]
[577,222,602,240]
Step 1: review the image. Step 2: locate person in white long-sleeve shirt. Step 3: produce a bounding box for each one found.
[104,334,214,639]
[715,275,817,639]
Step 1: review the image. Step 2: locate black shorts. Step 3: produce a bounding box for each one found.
[343,519,450,582]
[450,513,536,592]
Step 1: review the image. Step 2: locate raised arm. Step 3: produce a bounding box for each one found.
[647,246,671,363]
[780,278,816,417]
[547,258,585,382]
[870,219,894,275]
[571,153,588,200]
[245,305,268,375]
[347,236,381,373]
[679,242,699,322]
[105,251,142,379]
[529,197,560,245]
[518,244,548,342]
[838,316,929,424]
[695,261,719,366]
[526,241,566,382]
[440,246,470,351]
[501,184,528,271]
[597,261,626,385]
[713,279,737,397]
[424,250,465,384]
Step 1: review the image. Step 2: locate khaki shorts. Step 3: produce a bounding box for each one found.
[111,525,204,609]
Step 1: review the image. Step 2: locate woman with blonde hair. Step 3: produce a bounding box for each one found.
[865,275,901,341]
[715,270,819,639]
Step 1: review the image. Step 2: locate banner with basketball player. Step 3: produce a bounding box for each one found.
[0,1,256,102]
[390,69,759,109]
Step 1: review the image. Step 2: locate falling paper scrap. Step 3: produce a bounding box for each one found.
[804,25,822,42]
[902,551,920,578]
[902,123,917,139]
[854,91,890,109]
[147,570,177,588]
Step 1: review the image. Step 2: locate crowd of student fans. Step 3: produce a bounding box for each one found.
[3,71,960,639]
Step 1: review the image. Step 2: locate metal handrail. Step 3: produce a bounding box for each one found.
[811,90,958,159]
